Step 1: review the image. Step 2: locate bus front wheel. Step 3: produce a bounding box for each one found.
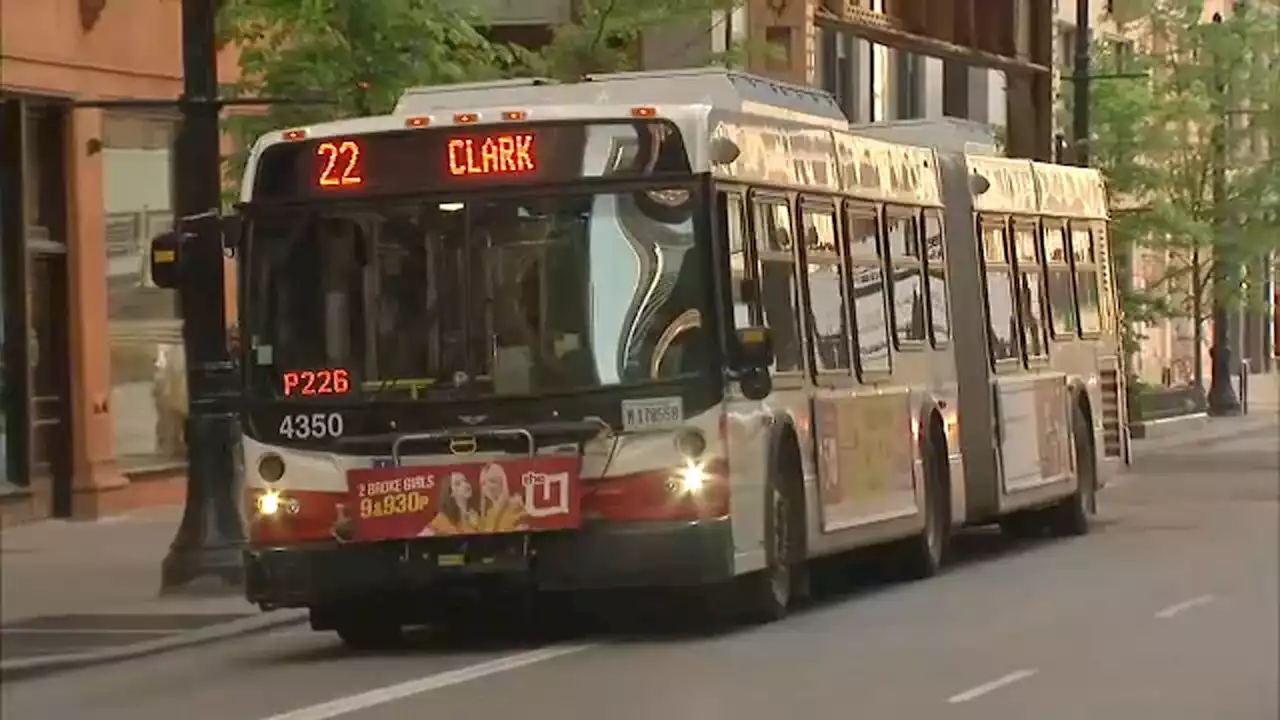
[735,447,805,624]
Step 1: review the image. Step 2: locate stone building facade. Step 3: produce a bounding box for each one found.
[1,0,239,522]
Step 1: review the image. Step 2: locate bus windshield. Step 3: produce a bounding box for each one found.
[243,187,712,401]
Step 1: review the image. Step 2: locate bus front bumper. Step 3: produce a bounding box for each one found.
[244,518,735,608]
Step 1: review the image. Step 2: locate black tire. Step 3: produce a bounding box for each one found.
[736,453,803,624]
[1047,405,1097,537]
[998,512,1047,540]
[899,427,950,579]
[334,616,403,650]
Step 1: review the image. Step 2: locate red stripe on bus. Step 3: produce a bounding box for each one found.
[581,459,730,522]
[246,458,731,545]
[246,488,345,546]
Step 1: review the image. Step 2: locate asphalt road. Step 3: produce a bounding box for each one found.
[4,425,1277,720]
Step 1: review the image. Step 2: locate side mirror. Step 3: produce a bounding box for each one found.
[149,230,182,290]
[739,368,772,401]
[731,326,775,371]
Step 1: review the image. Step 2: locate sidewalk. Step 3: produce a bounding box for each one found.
[0,505,303,680]
[1132,371,1278,455]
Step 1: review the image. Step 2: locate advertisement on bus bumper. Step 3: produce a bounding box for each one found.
[343,455,582,542]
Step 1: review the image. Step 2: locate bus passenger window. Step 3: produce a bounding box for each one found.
[800,208,850,372]
[1042,224,1079,337]
[753,201,803,373]
[846,212,891,375]
[1013,225,1048,360]
[719,192,757,330]
[1071,227,1103,335]
[923,212,951,346]
[887,212,927,346]
[981,222,1019,363]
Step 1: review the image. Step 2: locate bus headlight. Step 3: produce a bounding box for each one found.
[256,490,283,516]
[674,429,707,460]
[672,460,707,493]
[257,453,286,483]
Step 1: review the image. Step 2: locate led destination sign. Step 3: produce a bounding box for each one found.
[250,120,690,200]
[446,133,536,178]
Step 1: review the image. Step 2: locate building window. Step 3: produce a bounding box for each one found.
[766,27,792,73]
[895,51,924,119]
[1060,25,1077,70]
[102,111,184,470]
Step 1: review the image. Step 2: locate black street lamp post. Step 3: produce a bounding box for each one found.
[76,0,332,592]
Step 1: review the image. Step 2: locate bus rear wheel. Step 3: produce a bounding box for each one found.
[899,426,950,579]
[997,405,1097,540]
[1046,405,1097,537]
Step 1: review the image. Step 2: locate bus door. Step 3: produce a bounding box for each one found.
[813,205,917,532]
[983,219,1073,494]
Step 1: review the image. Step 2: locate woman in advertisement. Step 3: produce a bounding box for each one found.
[477,462,528,533]
[424,471,480,535]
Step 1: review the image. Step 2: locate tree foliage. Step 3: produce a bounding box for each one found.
[218,0,764,197]
[1083,0,1280,365]
[218,0,529,194]
[525,0,753,81]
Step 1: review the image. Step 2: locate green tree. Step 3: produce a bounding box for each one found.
[218,0,528,195]
[525,0,763,81]
[1082,0,1280,387]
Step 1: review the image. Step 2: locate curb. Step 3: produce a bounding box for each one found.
[0,608,308,683]
[1132,412,1278,456]
[1128,412,1209,440]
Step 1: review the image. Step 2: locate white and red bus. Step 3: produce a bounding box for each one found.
[221,68,1128,647]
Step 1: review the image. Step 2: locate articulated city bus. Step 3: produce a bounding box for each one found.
[222,68,1128,647]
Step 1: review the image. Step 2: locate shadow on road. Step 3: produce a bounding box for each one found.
[249,524,1072,666]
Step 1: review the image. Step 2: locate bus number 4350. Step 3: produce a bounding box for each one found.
[278,413,345,440]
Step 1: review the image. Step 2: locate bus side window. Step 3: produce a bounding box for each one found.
[719,192,759,330]
[1069,223,1103,336]
[1042,223,1079,338]
[886,208,926,347]
[1012,220,1049,361]
[845,209,891,378]
[751,199,803,373]
[922,211,951,348]
[799,204,851,373]
[980,218,1020,364]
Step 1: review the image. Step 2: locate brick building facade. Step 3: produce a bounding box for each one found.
[1,0,240,523]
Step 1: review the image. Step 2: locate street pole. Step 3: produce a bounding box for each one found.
[1072,0,1091,167]
[1206,11,1243,416]
[160,0,247,592]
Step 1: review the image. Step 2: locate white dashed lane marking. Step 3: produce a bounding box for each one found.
[947,668,1039,704]
[1155,594,1216,619]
